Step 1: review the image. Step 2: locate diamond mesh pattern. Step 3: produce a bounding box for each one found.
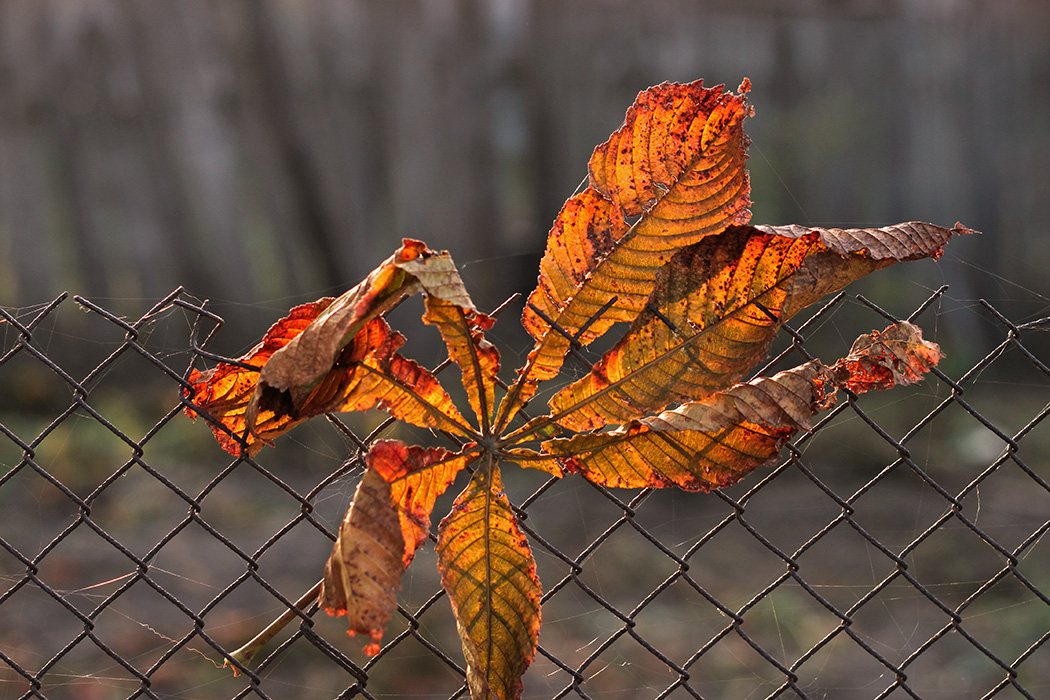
[0,286,1047,699]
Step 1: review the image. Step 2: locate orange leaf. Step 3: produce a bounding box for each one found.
[502,80,752,429]
[254,317,474,438]
[539,222,967,433]
[589,79,752,220]
[423,297,501,432]
[437,463,541,700]
[183,298,334,456]
[320,440,474,654]
[373,440,477,566]
[830,321,945,394]
[188,238,484,454]
[500,447,564,479]
[253,239,476,423]
[543,361,835,491]
[544,321,942,492]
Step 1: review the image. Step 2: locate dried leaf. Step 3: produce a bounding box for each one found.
[500,447,564,478]
[543,222,965,432]
[187,239,482,454]
[319,467,403,655]
[437,464,541,700]
[752,221,976,264]
[236,316,472,446]
[253,239,475,423]
[546,321,943,492]
[183,298,334,456]
[374,440,477,566]
[503,80,752,427]
[298,317,473,437]
[544,362,834,491]
[830,321,945,394]
[321,440,474,654]
[423,297,500,431]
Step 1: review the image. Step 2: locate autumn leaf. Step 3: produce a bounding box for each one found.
[187,76,969,700]
[501,79,753,429]
[537,222,968,434]
[252,238,477,427]
[829,321,945,394]
[259,316,474,438]
[544,361,834,491]
[187,239,484,453]
[423,297,501,433]
[320,440,475,655]
[183,297,334,456]
[437,463,541,700]
[545,321,941,492]
[319,467,403,655]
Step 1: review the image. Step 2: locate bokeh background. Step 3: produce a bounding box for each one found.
[2,2,1050,699]
[2,0,1048,326]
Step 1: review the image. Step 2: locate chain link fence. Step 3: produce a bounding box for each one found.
[1,283,1048,700]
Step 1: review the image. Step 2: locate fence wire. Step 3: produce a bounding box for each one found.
[1,286,1048,700]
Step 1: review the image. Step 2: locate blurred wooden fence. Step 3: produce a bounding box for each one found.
[1,0,1048,330]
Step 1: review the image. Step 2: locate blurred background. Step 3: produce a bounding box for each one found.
[2,0,1048,333]
[2,2,1050,699]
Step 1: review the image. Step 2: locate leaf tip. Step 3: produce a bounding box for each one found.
[398,238,428,261]
[952,222,980,237]
[832,322,944,394]
[348,629,383,657]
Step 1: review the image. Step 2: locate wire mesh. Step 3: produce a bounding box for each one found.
[1,285,1048,700]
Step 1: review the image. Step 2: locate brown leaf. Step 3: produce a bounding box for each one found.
[253,239,476,423]
[289,317,474,437]
[437,463,541,700]
[320,440,474,654]
[187,238,481,455]
[752,221,976,264]
[319,467,403,656]
[183,298,334,456]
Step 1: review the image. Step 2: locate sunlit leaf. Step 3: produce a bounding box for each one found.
[424,297,501,432]
[183,297,334,456]
[188,239,484,454]
[194,75,969,699]
[374,440,478,565]
[542,222,967,432]
[545,322,942,491]
[502,80,753,427]
[319,467,403,656]
[321,440,475,654]
[544,361,834,491]
[500,447,564,478]
[437,463,541,700]
[288,317,474,437]
[829,321,945,394]
[253,239,476,422]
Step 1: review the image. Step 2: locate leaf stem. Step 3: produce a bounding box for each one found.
[225,579,323,675]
